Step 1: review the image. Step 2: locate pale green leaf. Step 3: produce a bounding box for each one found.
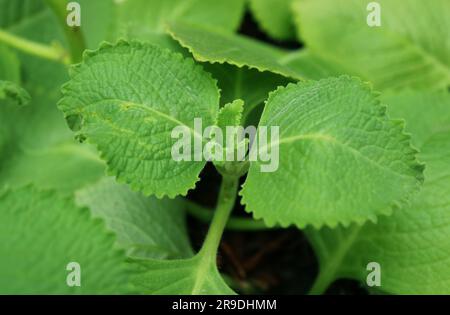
[76,177,193,259]
[249,0,296,41]
[0,186,133,294]
[168,21,306,80]
[0,8,105,193]
[217,99,244,129]
[293,0,450,91]
[241,76,424,228]
[383,91,450,148]
[279,50,346,81]
[132,253,235,294]
[114,0,245,50]
[58,41,220,197]
[306,91,450,294]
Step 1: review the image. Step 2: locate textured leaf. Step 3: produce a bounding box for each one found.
[168,21,305,80]
[217,99,244,129]
[293,0,450,91]
[249,0,296,40]
[0,186,133,294]
[241,76,424,228]
[76,177,193,259]
[59,41,220,197]
[306,91,450,294]
[132,253,235,294]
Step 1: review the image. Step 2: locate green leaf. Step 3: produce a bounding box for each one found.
[293,0,450,91]
[217,99,244,129]
[76,177,193,259]
[77,0,117,49]
[114,0,245,50]
[0,8,105,193]
[0,0,45,29]
[132,252,235,294]
[249,0,296,41]
[59,41,220,197]
[204,63,290,122]
[383,91,450,148]
[168,21,305,80]
[0,80,30,105]
[306,91,450,294]
[0,186,133,294]
[279,50,346,81]
[241,76,424,228]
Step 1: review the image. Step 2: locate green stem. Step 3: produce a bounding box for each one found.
[199,176,239,260]
[186,200,274,231]
[308,270,332,295]
[45,0,85,63]
[0,29,70,64]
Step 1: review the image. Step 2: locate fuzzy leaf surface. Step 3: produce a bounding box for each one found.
[59,41,220,197]
[241,76,424,228]
[0,186,133,294]
[306,91,450,294]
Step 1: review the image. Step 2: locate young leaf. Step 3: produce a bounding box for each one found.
[241,76,424,228]
[0,186,133,294]
[293,0,450,91]
[306,91,450,294]
[58,41,220,197]
[76,177,193,259]
[167,21,305,80]
[131,253,235,294]
[217,99,244,129]
[249,0,296,41]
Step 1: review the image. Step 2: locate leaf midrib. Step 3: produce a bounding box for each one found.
[259,132,414,181]
[82,98,205,142]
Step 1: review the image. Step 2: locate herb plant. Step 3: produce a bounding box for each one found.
[0,0,449,295]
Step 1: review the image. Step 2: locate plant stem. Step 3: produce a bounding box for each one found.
[186,200,274,231]
[308,270,331,295]
[199,176,239,261]
[0,29,70,64]
[45,0,85,63]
